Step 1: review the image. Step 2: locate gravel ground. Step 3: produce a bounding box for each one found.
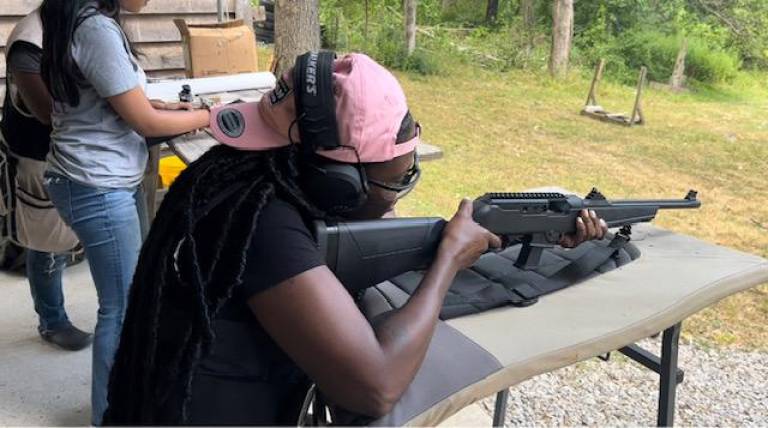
[479,337,768,426]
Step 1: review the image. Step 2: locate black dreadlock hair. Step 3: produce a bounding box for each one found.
[102,144,323,425]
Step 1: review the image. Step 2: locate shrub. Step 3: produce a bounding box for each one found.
[617,30,740,84]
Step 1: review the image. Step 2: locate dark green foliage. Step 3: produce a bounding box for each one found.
[317,0,765,84]
[594,30,741,84]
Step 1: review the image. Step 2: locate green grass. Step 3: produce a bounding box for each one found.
[394,65,768,351]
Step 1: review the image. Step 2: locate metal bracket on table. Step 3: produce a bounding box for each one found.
[492,389,509,427]
[491,323,684,427]
[610,322,684,426]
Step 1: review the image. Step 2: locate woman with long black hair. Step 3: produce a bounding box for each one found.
[39,0,210,423]
[103,52,607,425]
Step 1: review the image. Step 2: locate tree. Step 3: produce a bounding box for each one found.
[405,0,417,55]
[549,0,573,78]
[274,0,321,76]
[486,0,500,24]
[669,38,688,90]
[521,0,536,55]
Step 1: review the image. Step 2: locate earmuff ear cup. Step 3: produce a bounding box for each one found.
[301,161,368,215]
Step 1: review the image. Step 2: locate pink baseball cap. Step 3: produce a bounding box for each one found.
[208,53,420,163]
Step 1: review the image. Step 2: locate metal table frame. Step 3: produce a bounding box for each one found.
[491,322,684,427]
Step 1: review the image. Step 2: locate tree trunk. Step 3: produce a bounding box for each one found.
[364,0,369,50]
[549,0,573,78]
[670,39,688,90]
[521,0,536,55]
[485,0,500,24]
[274,0,321,76]
[405,0,417,56]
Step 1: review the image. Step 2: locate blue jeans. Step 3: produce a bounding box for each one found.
[27,250,70,332]
[44,173,148,425]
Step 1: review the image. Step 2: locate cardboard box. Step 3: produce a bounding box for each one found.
[174,19,259,78]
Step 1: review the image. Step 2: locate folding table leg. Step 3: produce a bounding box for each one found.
[492,389,509,427]
[657,322,682,427]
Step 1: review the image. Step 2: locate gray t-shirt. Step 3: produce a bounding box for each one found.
[47,14,147,188]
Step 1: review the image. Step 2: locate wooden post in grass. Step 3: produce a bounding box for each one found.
[580,61,646,127]
[629,66,647,127]
[670,38,688,91]
[585,59,605,107]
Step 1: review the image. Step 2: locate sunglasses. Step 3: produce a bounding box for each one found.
[367,150,421,200]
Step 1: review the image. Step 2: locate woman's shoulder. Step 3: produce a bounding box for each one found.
[74,13,122,40]
[241,197,325,297]
[257,198,312,232]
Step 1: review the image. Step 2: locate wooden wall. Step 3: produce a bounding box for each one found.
[1,0,253,107]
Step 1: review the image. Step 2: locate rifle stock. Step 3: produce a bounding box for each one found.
[315,217,446,295]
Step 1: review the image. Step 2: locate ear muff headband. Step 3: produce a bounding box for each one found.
[293,51,368,215]
[293,51,341,152]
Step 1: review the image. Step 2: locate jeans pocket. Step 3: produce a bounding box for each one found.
[43,172,64,187]
[42,173,73,224]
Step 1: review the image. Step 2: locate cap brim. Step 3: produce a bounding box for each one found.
[209,102,291,151]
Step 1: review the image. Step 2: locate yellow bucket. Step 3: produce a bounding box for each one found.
[159,156,187,188]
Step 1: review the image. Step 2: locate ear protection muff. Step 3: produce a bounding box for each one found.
[293,51,368,215]
[300,156,369,214]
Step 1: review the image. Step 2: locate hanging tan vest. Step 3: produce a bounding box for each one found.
[1,10,80,253]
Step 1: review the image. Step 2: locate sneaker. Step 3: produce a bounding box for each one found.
[40,324,93,351]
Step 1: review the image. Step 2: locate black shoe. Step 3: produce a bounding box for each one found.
[40,324,93,351]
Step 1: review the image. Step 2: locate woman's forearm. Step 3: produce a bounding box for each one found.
[364,249,459,410]
[108,87,210,137]
[139,109,210,137]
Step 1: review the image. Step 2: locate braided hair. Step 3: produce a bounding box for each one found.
[102,144,322,424]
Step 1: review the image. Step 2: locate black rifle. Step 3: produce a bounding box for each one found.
[313,189,701,294]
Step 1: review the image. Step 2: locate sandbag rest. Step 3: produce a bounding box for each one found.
[388,234,641,320]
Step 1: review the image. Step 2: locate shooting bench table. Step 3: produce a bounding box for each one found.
[358,223,768,427]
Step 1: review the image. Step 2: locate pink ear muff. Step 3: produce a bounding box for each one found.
[208,102,291,151]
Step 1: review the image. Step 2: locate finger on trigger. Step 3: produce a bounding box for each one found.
[582,212,594,238]
[590,210,601,233]
[488,232,502,248]
[576,217,586,241]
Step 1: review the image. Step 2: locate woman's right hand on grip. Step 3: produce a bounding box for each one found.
[438,199,502,270]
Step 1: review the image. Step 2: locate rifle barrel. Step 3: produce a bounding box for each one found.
[608,199,701,209]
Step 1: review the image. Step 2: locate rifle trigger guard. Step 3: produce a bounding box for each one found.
[545,231,562,244]
[617,225,633,241]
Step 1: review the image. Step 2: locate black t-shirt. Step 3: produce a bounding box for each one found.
[185,199,326,425]
[1,41,52,161]
[7,41,43,74]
